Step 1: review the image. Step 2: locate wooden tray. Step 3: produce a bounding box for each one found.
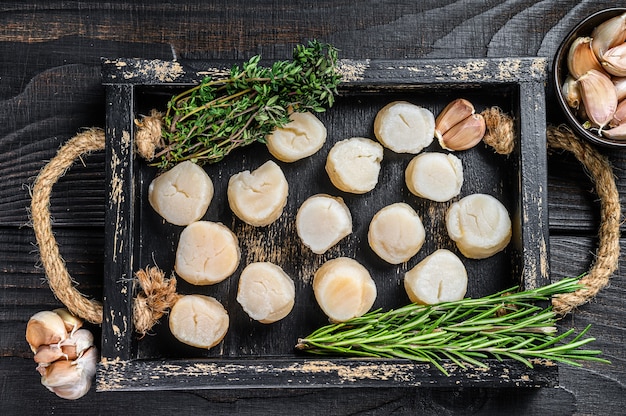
[98,57,551,391]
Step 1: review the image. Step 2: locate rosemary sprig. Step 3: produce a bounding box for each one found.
[296,277,610,375]
[155,40,341,168]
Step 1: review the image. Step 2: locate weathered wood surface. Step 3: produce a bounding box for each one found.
[1,1,625,415]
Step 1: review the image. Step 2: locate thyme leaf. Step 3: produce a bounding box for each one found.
[155,40,341,168]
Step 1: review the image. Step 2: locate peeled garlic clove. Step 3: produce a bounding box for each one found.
[562,75,582,109]
[404,249,468,305]
[577,69,618,130]
[434,98,475,140]
[439,113,485,151]
[266,111,327,162]
[446,193,512,259]
[367,202,425,264]
[236,262,295,323]
[374,101,435,154]
[567,36,605,79]
[614,77,626,101]
[325,137,384,194]
[591,11,626,60]
[296,194,352,254]
[601,43,626,77]
[26,311,68,353]
[175,221,240,285]
[227,160,289,226]
[53,308,83,335]
[313,257,377,322]
[602,123,626,140]
[169,295,229,349]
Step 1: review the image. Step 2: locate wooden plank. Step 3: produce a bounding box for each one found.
[98,57,556,389]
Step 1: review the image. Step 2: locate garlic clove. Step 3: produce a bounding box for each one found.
[602,123,626,140]
[562,75,582,109]
[40,359,81,390]
[53,308,83,336]
[591,11,626,60]
[614,77,626,101]
[34,344,70,364]
[40,346,98,400]
[601,43,626,77]
[26,311,68,353]
[438,113,485,151]
[610,99,626,127]
[68,328,95,358]
[567,36,605,79]
[434,98,475,140]
[577,69,618,131]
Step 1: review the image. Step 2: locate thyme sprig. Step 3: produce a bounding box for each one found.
[296,278,610,375]
[154,40,341,168]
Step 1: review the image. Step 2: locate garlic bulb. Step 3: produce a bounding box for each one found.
[26,309,97,400]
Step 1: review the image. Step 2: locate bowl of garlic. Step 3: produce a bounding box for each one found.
[553,8,626,148]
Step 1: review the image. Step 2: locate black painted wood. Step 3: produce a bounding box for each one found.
[100,57,551,389]
[1,1,625,414]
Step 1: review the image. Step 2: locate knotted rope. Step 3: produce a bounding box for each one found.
[29,108,621,332]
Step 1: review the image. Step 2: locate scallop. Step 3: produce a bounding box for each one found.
[367,202,426,264]
[236,262,295,324]
[373,101,435,154]
[313,257,377,322]
[325,137,384,194]
[266,111,327,162]
[404,249,468,305]
[148,160,213,226]
[175,221,240,285]
[227,160,289,227]
[445,194,512,259]
[169,295,229,349]
[296,194,352,254]
[405,152,463,202]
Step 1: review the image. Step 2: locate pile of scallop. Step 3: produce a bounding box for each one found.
[147,99,512,349]
[561,11,626,139]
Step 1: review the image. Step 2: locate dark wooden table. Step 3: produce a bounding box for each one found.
[1,2,625,415]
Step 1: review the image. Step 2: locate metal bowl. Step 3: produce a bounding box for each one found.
[553,8,626,148]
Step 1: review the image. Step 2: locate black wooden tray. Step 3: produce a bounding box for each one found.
[98,56,551,391]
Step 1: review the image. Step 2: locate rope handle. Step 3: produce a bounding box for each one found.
[29,110,621,330]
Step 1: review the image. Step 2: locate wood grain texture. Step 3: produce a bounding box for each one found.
[1,1,625,414]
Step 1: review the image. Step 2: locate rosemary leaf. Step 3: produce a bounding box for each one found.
[296,277,611,374]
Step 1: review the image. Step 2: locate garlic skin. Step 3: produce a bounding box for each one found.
[601,43,626,77]
[610,100,626,127]
[53,308,83,335]
[567,36,605,79]
[26,309,96,400]
[613,77,626,101]
[26,311,68,353]
[603,123,626,140]
[591,11,626,60]
[434,98,475,140]
[562,75,582,109]
[40,346,98,400]
[577,69,618,131]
